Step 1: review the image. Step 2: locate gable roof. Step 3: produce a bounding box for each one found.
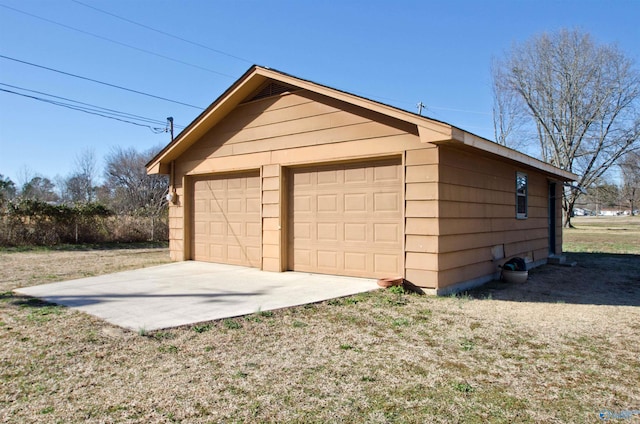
[146,65,576,181]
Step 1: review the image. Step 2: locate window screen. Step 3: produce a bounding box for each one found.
[516,172,528,219]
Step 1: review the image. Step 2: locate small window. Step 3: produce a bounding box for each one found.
[516,172,528,219]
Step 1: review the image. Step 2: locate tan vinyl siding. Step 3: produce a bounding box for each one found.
[435,146,553,289]
[168,198,184,261]
[168,173,185,261]
[404,148,439,288]
[178,91,418,166]
[262,164,282,271]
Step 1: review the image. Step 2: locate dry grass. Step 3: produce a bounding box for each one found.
[1,226,639,423]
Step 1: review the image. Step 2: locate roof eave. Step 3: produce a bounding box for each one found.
[146,65,267,173]
[437,127,577,181]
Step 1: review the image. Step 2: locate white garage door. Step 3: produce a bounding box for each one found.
[289,159,403,278]
[192,172,261,267]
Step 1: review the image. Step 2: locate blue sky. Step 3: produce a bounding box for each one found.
[1,0,638,186]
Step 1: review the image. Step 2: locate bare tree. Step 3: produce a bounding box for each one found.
[59,149,98,203]
[491,60,527,149]
[16,166,35,191]
[492,29,640,227]
[104,145,168,240]
[74,148,97,202]
[620,151,640,215]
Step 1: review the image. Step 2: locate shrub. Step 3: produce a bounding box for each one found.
[0,199,168,246]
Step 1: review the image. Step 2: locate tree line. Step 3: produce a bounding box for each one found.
[0,145,168,246]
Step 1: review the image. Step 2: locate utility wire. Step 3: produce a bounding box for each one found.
[0,87,172,132]
[0,4,496,120]
[0,3,237,79]
[0,54,204,110]
[0,5,498,131]
[0,82,181,127]
[71,0,253,64]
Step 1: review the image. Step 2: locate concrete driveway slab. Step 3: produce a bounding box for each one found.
[14,262,380,331]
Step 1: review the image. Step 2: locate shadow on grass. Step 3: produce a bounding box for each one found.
[464,252,640,307]
[0,241,169,253]
[1,291,64,309]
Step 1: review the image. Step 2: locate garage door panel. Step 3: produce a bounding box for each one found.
[317,250,338,268]
[208,221,222,233]
[208,179,224,190]
[209,199,223,212]
[247,198,261,212]
[344,167,366,183]
[374,223,401,243]
[317,223,338,241]
[191,172,261,267]
[374,254,401,274]
[317,169,339,184]
[344,223,367,242]
[289,159,402,278]
[294,195,312,212]
[374,192,400,212]
[246,176,261,189]
[344,252,367,272]
[194,199,207,213]
[227,178,242,190]
[227,222,243,236]
[317,194,338,212]
[227,198,243,213]
[374,164,401,181]
[247,222,262,237]
[294,249,311,266]
[227,245,243,261]
[194,242,207,257]
[246,246,262,261]
[294,222,312,240]
[210,244,224,260]
[344,194,367,212]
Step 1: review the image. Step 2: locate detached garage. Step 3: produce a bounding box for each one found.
[147,66,576,294]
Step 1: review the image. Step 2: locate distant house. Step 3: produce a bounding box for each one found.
[573,208,593,216]
[147,66,576,294]
[599,209,622,216]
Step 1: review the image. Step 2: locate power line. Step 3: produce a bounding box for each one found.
[429,105,491,115]
[0,54,204,110]
[0,82,178,127]
[0,87,174,132]
[0,3,237,79]
[347,88,492,118]
[0,4,499,122]
[71,0,253,64]
[1,87,165,132]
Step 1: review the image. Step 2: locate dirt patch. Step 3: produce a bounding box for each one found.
[1,240,639,423]
[471,252,640,307]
